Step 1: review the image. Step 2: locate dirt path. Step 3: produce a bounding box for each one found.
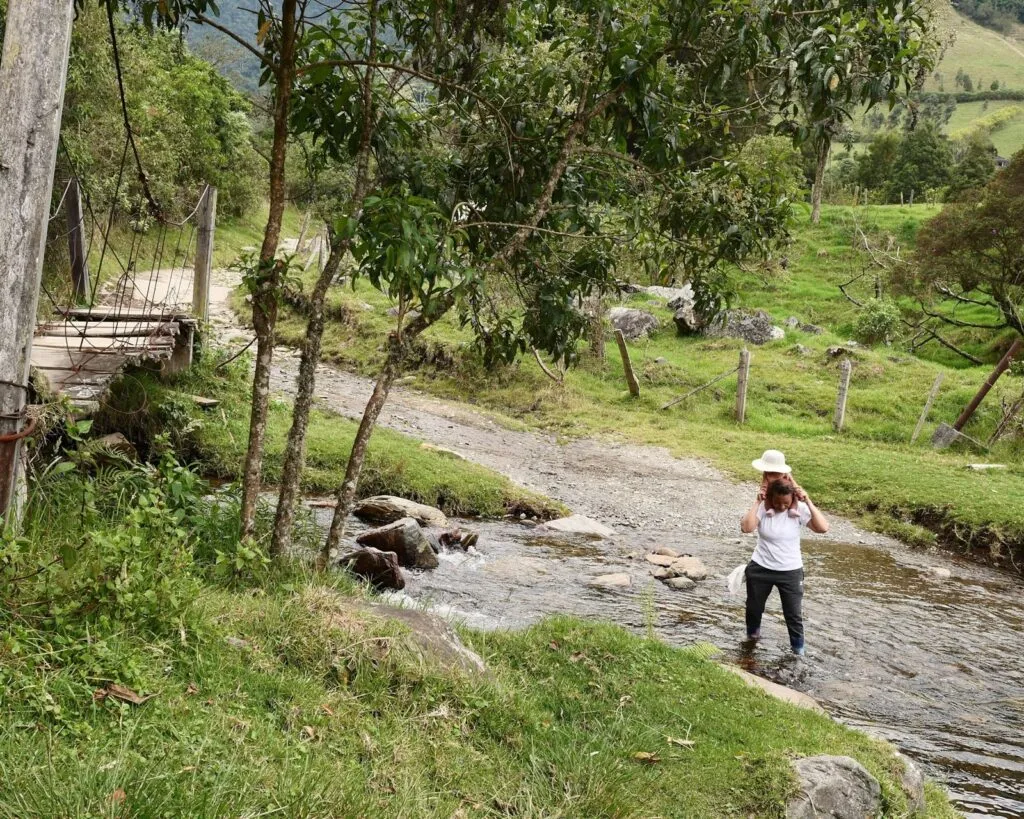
[210,265,890,549]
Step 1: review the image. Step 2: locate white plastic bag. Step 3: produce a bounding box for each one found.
[726,563,747,596]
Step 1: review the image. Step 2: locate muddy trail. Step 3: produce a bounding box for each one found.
[212,269,1024,817]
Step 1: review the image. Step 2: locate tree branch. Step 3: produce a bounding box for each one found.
[194,14,277,69]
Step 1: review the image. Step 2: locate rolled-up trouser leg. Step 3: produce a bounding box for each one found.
[777,567,805,650]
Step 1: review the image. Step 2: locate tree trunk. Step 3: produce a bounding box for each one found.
[810,138,829,225]
[269,246,339,557]
[319,349,400,567]
[239,0,299,541]
[270,0,378,558]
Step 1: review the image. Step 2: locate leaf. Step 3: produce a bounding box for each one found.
[109,789,127,804]
[256,20,272,44]
[632,751,662,764]
[667,737,695,748]
[95,683,155,706]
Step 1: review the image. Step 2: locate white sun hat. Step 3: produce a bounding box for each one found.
[751,449,792,474]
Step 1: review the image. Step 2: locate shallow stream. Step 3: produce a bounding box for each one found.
[327,514,1024,818]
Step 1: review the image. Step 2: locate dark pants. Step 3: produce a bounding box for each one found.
[745,561,804,649]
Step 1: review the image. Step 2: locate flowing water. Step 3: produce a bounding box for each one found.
[327,514,1024,817]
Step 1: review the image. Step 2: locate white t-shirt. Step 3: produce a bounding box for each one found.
[751,501,811,571]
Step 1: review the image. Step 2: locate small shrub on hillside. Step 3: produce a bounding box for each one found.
[855,298,902,346]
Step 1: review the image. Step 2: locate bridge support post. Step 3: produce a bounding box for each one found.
[0,0,76,521]
[192,185,218,322]
[66,177,90,303]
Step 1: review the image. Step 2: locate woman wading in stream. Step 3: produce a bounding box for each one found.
[740,455,829,656]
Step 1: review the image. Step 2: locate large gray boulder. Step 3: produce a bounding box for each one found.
[642,283,694,307]
[896,752,926,815]
[609,307,659,340]
[353,495,448,528]
[339,547,406,590]
[356,517,439,569]
[786,756,882,819]
[704,309,785,345]
[541,514,615,538]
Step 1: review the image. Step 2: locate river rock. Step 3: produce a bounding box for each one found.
[356,517,439,569]
[353,495,448,528]
[665,576,695,591]
[786,756,882,819]
[652,567,675,579]
[704,309,785,345]
[895,752,926,815]
[654,546,680,557]
[94,432,138,460]
[645,553,678,567]
[541,515,615,538]
[670,555,708,581]
[339,547,406,590]
[928,566,951,580]
[643,283,694,306]
[609,307,659,340]
[588,572,631,589]
[722,665,826,714]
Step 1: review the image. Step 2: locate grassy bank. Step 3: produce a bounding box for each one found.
[267,204,1024,568]
[0,464,955,816]
[96,353,561,520]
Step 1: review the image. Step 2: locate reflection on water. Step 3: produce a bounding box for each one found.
[326,512,1024,817]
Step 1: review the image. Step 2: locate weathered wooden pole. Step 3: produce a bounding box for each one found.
[834,359,852,432]
[911,372,945,444]
[192,185,218,322]
[953,337,1023,431]
[614,330,640,398]
[295,210,311,254]
[0,0,76,520]
[65,177,90,303]
[735,348,750,423]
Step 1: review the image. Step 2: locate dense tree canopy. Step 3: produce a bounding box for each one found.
[912,152,1024,337]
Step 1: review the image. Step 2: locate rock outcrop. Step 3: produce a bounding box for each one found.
[356,517,439,569]
[609,307,660,340]
[786,755,882,819]
[353,495,448,528]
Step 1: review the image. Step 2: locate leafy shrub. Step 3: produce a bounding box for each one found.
[855,298,902,345]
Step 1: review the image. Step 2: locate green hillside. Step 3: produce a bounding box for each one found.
[927,2,1024,93]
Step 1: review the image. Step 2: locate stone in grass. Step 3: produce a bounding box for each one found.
[356,517,439,570]
[786,756,881,819]
[339,547,406,591]
[542,515,615,538]
[608,307,660,340]
[587,573,631,589]
[895,751,926,815]
[353,495,448,528]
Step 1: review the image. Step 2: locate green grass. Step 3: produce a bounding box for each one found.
[267,203,1024,565]
[928,3,1024,93]
[96,353,562,520]
[0,469,955,816]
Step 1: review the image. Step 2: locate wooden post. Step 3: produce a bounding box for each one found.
[953,337,1023,431]
[735,348,750,423]
[65,177,90,303]
[295,210,311,254]
[614,330,640,398]
[0,0,76,520]
[834,359,852,432]
[911,372,944,444]
[192,185,217,322]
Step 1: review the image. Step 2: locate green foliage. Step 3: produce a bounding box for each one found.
[886,124,954,202]
[854,298,903,345]
[946,136,998,200]
[59,6,262,220]
[912,151,1024,336]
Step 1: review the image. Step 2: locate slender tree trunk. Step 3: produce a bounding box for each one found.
[269,245,341,557]
[270,0,378,558]
[239,0,300,540]
[810,137,829,225]
[319,348,400,567]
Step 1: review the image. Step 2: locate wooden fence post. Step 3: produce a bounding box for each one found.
[834,359,852,432]
[192,185,217,322]
[614,329,640,398]
[911,372,944,444]
[66,177,90,303]
[735,348,750,423]
[953,337,1023,431]
[295,210,311,255]
[0,0,76,519]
